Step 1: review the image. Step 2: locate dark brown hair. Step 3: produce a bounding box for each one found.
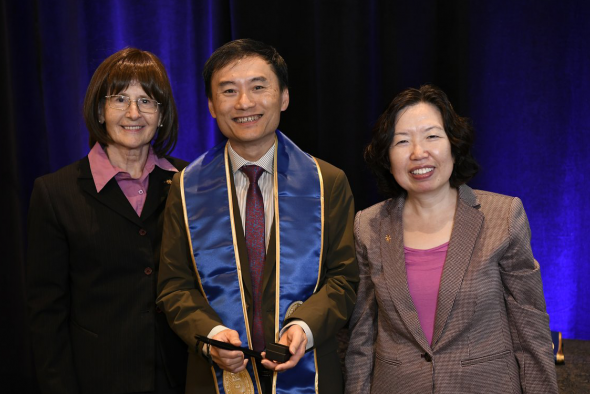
[203,38,288,99]
[83,47,178,156]
[365,84,479,198]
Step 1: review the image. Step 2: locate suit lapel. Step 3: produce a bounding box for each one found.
[382,196,432,352]
[140,166,174,221]
[77,158,143,227]
[431,185,484,346]
[263,222,276,290]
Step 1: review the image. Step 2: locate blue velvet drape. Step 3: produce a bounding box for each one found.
[466,1,590,342]
[2,0,589,390]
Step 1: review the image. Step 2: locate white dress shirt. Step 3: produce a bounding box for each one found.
[228,143,275,249]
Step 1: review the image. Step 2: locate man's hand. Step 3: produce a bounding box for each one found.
[210,329,248,373]
[261,325,307,372]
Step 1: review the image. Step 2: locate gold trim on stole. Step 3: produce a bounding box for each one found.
[311,157,325,294]
[311,157,324,394]
[272,141,280,394]
[314,350,319,393]
[180,167,208,299]
[180,168,221,390]
[270,150,324,394]
[273,141,281,343]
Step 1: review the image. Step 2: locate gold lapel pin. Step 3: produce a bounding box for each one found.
[385,235,391,243]
[165,179,172,185]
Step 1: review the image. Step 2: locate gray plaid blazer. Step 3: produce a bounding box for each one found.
[345,185,557,394]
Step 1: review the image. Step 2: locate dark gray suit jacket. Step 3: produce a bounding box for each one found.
[345,185,557,394]
[27,156,188,394]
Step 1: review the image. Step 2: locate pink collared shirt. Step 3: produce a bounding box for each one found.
[405,242,449,345]
[88,143,178,216]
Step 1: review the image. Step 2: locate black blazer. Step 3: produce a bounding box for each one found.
[27,156,188,394]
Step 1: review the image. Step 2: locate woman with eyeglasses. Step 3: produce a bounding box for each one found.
[27,48,188,394]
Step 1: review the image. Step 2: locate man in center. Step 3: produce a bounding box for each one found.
[157,39,358,394]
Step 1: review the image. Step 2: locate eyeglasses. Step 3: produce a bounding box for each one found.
[105,95,161,114]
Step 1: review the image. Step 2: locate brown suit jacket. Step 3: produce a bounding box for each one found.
[157,155,359,394]
[345,185,557,394]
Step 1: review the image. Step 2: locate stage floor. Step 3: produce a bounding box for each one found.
[557,339,590,393]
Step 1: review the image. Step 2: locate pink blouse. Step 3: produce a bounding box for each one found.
[88,143,177,215]
[404,242,449,345]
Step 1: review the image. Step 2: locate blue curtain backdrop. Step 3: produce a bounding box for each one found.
[2,0,589,390]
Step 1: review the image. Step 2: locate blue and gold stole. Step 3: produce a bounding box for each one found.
[181,131,324,394]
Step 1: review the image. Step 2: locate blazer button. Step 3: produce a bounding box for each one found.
[421,353,432,362]
[156,307,162,313]
[139,229,147,236]
[144,267,153,275]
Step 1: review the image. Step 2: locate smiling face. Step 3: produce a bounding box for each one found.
[389,102,454,198]
[100,82,161,157]
[207,56,289,161]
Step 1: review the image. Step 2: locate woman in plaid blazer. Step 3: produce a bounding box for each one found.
[345,85,557,394]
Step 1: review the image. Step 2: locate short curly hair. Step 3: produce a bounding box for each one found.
[365,84,479,198]
[83,47,178,157]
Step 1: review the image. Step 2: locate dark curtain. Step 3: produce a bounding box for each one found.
[2,0,589,391]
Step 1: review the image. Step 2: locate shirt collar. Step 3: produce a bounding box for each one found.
[88,142,178,192]
[228,142,275,175]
